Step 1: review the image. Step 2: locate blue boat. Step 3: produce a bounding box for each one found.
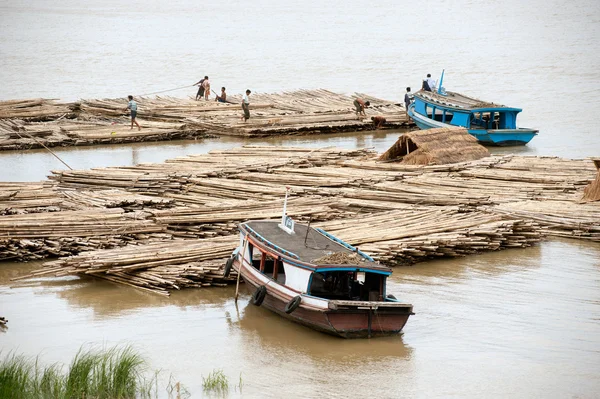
[408,88,538,146]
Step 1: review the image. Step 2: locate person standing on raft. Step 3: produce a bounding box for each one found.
[241,89,251,122]
[125,95,141,130]
[353,98,370,119]
[194,76,208,100]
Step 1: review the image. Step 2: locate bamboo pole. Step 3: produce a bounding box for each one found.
[235,236,249,303]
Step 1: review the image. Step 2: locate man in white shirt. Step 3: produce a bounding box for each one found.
[426,73,437,92]
[241,89,251,121]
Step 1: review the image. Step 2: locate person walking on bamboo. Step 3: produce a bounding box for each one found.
[353,98,370,119]
[194,76,208,100]
[125,95,141,130]
[241,89,251,122]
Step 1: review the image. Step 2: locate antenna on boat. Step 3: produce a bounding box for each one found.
[278,186,295,234]
[437,69,447,96]
[304,217,312,246]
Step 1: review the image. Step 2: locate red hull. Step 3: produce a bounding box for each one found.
[243,272,412,339]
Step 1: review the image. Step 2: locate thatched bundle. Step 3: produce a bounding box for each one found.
[581,158,600,202]
[312,252,367,265]
[378,127,489,165]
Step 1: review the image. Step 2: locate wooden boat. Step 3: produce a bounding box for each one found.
[226,190,414,338]
[408,85,538,146]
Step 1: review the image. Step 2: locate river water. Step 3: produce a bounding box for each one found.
[1,0,600,398]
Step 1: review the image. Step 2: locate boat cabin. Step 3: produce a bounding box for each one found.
[239,220,392,302]
[413,92,523,131]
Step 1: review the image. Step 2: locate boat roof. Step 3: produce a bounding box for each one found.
[414,90,522,112]
[241,220,391,273]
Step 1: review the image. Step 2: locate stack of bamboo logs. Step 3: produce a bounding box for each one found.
[0,182,62,215]
[14,236,239,296]
[316,208,541,264]
[0,91,411,150]
[0,99,75,120]
[0,208,168,261]
[6,146,599,295]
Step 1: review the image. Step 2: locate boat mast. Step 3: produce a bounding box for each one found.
[438,69,446,95]
[278,186,295,234]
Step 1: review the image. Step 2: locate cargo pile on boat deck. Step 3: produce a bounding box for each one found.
[6,146,599,295]
[0,90,410,150]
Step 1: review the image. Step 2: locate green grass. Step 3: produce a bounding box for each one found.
[202,369,229,395]
[0,345,185,399]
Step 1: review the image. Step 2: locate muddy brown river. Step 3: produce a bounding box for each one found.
[2,238,599,397]
[2,0,600,396]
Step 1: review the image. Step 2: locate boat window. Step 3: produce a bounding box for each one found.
[425,104,433,119]
[253,251,286,284]
[250,244,261,270]
[443,110,454,123]
[470,112,492,129]
[309,271,383,301]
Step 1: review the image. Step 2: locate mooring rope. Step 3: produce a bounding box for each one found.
[15,131,73,170]
[135,84,196,97]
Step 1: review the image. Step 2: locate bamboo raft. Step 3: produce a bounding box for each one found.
[7,146,599,295]
[0,90,411,150]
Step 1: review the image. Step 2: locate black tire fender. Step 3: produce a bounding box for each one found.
[224,257,234,278]
[386,294,397,300]
[251,285,267,306]
[284,295,302,314]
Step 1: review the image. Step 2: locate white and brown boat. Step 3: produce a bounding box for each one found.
[225,191,414,338]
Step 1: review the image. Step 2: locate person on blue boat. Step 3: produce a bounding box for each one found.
[422,74,436,92]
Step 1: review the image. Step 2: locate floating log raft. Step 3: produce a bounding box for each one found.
[0,208,169,261]
[5,145,599,294]
[13,236,239,296]
[0,90,412,151]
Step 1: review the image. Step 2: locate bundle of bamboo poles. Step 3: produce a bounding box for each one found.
[148,196,353,238]
[61,189,175,210]
[0,182,62,215]
[14,236,239,296]
[0,208,168,261]
[0,90,411,151]
[488,201,600,241]
[4,144,599,294]
[0,99,74,120]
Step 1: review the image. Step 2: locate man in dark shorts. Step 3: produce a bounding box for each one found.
[125,95,141,130]
[194,76,208,100]
[353,98,370,119]
[241,89,251,121]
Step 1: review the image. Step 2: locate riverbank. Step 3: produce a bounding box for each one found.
[4,146,598,295]
[0,90,411,151]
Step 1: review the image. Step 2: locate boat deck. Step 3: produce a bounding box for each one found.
[244,220,386,269]
[416,90,509,111]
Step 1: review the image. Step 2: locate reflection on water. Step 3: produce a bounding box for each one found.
[2,239,600,397]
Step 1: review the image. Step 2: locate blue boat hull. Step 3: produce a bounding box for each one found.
[408,105,537,146]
